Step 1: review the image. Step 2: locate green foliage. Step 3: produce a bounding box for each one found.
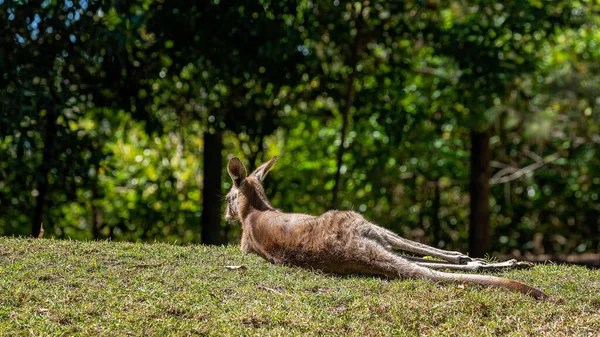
[1,0,599,255]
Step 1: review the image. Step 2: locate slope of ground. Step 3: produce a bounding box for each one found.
[0,238,598,336]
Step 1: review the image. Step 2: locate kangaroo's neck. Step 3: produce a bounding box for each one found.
[237,182,279,260]
[239,183,276,221]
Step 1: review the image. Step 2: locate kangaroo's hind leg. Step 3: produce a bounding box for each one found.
[401,256,532,271]
[375,226,475,264]
[352,241,546,299]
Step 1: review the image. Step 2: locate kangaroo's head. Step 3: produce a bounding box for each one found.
[225,156,278,222]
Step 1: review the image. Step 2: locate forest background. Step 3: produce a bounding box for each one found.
[1,0,599,260]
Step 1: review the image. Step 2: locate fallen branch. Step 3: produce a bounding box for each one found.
[490,152,560,185]
[414,67,462,82]
[490,164,518,181]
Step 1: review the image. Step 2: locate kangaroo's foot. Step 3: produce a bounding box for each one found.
[411,258,533,272]
[465,259,533,270]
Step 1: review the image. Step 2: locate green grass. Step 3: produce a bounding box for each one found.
[1,238,599,336]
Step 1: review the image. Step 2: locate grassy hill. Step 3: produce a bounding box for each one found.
[0,238,598,336]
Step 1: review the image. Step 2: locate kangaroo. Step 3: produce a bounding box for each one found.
[224,156,548,300]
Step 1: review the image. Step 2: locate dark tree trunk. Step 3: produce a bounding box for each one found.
[331,8,365,209]
[91,178,103,240]
[469,129,491,257]
[31,105,58,238]
[200,131,225,245]
[432,178,441,247]
[587,209,600,254]
[32,106,57,238]
[91,201,103,240]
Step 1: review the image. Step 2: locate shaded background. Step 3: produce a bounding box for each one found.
[1,0,599,261]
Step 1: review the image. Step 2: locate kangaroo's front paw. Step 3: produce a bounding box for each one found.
[466,260,490,268]
[457,255,477,264]
[475,259,533,270]
[500,259,526,269]
[513,260,534,269]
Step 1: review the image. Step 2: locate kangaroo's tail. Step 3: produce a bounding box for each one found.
[414,267,548,300]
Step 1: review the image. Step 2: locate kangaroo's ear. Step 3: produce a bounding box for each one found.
[250,156,278,182]
[227,157,247,187]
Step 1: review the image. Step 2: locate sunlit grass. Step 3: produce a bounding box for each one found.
[0,237,598,336]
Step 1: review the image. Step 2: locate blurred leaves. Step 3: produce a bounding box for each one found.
[0,0,599,255]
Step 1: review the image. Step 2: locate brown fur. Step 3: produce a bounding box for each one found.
[225,156,548,300]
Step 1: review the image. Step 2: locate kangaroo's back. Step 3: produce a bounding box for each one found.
[240,209,367,265]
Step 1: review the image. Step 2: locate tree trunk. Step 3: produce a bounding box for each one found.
[91,178,103,240]
[432,178,441,247]
[91,200,102,240]
[200,131,225,245]
[31,106,57,238]
[469,129,491,257]
[331,7,365,209]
